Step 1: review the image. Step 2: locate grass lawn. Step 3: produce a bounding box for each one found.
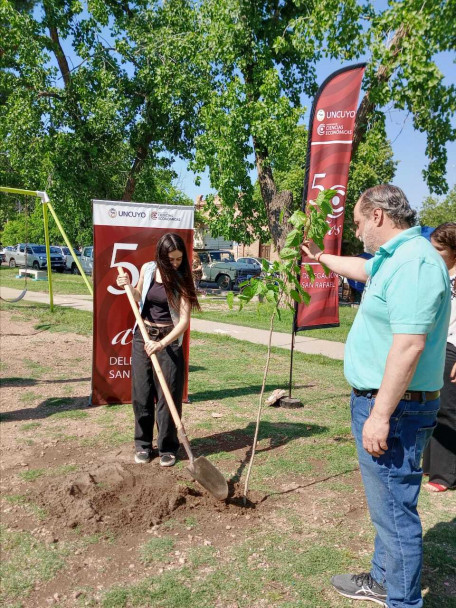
[1,305,454,607]
[0,264,93,296]
[0,299,93,336]
[194,296,357,343]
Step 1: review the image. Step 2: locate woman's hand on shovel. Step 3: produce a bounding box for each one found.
[116,274,130,288]
[144,340,164,356]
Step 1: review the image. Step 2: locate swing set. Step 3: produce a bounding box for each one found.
[0,187,93,311]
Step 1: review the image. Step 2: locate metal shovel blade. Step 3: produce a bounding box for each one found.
[187,456,229,501]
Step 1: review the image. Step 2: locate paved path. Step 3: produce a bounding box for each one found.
[0,286,345,360]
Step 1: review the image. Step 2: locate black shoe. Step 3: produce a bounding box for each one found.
[331,573,387,606]
[134,450,152,464]
[159,453,176,467]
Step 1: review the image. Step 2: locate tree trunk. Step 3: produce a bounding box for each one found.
[122,143,149,202]
[254,138,293,252]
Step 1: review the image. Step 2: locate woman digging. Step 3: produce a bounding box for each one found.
[116,233,200,467]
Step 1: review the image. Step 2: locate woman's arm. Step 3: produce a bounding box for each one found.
[116,263,147,302]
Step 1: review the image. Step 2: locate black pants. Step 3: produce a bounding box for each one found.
[131,327,184,455]
[423,342,456,488]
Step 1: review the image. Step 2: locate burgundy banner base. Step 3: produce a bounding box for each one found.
[91,200,194,405]
[296,63,366,332]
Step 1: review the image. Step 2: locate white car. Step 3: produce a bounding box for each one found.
[236,257,273,272]
[51,246,82,274]
[80,246,93,276]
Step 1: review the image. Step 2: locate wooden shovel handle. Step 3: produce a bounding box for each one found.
[117,266,194,462]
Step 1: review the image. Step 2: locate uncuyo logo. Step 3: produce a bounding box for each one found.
[316,108,325,121]
[108,208,117,218]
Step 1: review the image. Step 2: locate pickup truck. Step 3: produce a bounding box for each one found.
[51,245,82,274]
[7,244,66,272]
[197,250,261,290]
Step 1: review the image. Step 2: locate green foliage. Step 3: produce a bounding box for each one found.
[362,0,456,194]
[188,0,453,246]
[233,190,334,314]
[419,186,456,228]
[2,0,454,251]
[1,0,195,244]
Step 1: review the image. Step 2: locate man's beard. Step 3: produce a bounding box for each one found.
[361,229,378,255]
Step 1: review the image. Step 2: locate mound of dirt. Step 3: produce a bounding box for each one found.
[31,462,263,536]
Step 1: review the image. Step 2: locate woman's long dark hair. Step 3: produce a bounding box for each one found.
[156,233,201,311]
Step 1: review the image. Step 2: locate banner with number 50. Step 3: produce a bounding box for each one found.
[91,200,194,405]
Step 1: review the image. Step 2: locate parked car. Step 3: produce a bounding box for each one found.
[7,243,66,272]
[51,245,82,274]
[197,249,261,290]
[79,246,93,276]
[236,256,273,272]
[0,249,6,264]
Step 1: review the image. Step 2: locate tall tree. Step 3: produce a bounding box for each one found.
[0,0,197,244]
[419,186,456,227]
[184,0,455,250]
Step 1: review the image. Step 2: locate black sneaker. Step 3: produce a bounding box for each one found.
[159,453,176,467]
[134,450,152,464]
[331,573,387,606]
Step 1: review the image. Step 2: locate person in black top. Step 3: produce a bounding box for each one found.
[116,233,200,466]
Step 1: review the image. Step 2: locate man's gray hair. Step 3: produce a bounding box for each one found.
[358,184,417,228]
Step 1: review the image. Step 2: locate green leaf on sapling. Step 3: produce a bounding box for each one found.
[305,264,315,283]
[284,229,302,248]
[279,247,296,260]
[289,289,302,303]
[289,209,307,228]
[226,291,234,309]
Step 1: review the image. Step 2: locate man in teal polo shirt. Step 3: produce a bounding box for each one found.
[302,184,450,608]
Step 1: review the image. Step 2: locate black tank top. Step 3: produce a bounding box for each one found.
[141,279,172,324]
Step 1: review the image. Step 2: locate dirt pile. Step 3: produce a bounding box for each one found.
[30,462,262,536]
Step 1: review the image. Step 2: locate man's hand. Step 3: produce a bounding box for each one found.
[362,413,390,457]
[301,239,322,261]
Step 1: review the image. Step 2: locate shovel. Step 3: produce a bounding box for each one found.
[117,267,228,501]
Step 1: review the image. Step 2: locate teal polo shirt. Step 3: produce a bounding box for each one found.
[344,226,450,391]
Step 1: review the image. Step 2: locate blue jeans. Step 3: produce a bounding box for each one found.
[351,391,439,608]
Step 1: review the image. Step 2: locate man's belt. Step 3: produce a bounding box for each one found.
[352,388,440,402]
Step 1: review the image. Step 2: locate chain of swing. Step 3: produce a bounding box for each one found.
[0,195,31,303]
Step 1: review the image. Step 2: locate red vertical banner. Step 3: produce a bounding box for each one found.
[296,64,366,331]
[91,200,194,405]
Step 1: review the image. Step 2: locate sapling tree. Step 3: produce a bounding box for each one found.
[227,189,335,502]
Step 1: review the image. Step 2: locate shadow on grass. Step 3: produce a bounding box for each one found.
[191,420,327,486]
[189,382,350,405]
[189,383,295,402]
[422,517,456,606]
[0,396,90,422]
[1,377,91,388]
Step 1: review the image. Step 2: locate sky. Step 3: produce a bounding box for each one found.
[172,50,456,213]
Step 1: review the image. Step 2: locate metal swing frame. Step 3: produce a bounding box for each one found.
[0,187,93,311]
